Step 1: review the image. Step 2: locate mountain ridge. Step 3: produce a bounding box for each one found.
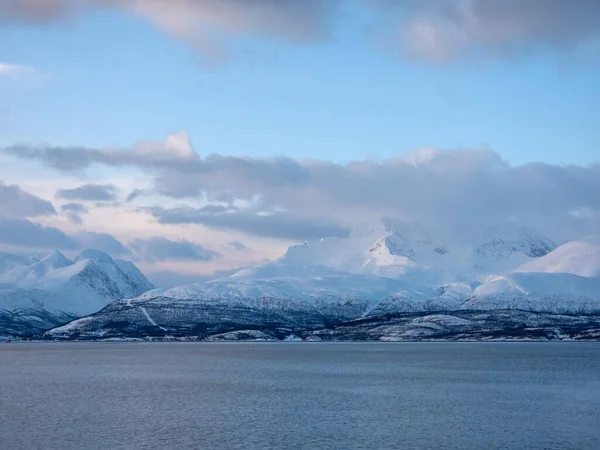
[3,221,600,341]
[38,223,600,341]
[0,249,153,337]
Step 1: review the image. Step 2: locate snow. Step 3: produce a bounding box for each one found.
[464,273,600,313]
[513,237,600,278]
[0,250,72,285]
[138,306,167,332]
[0,249,154,318]
[412,314,473,327]
[125,219,600,316]
[74,249,115,264]
[4,220,600,339]
[129,220,600,315]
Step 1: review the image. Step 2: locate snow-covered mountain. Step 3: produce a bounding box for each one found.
[42,221,600,341]
[280,219,557,281]
[0,250,153,337]
[513,237,600,278]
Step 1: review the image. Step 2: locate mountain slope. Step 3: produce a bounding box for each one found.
[513,238,600,278]
[35,221,600,341]
[0,250,153,337]
[42,259,600,341]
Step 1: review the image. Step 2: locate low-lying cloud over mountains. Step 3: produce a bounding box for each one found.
[4,134,599,249]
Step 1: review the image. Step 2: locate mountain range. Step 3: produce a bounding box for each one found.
[3,219,596,341]
[0,249,153,337]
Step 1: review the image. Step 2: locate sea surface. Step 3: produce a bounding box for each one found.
[1,342,599,450]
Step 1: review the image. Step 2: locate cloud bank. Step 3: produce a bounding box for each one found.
[0,215,78,249]
[56,184,118,201]
[0,181,56,217]
[2,0,599,61]
[71,231,131,256]
[4,138,599,243]
[128,237,220,263]
[146,206,350,241]
[60,202,89,225]
[0,0,338,60]
[389,0,600,62]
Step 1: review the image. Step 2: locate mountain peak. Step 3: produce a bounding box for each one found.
[514,238,600,278]
[369,235,415,259]
[75,249,115,264]
[475,225,556,260]
[41,250,71,265]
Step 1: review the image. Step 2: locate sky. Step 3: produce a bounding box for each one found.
[0,0,599,285]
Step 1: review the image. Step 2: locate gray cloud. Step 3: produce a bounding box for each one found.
[228,241,248,251]
[145,267,241,288]
[56,183,118,201]
[152,156,310,199]
[0,181,56,217]
[0,214,78,249]
[72,231,130,255]
[145,205,351,241]
[0,0,338,59]
[61,202,89,224]
[125,189,149,202]
[4,139,311,199]
[128,236,220,263]
[2,0,598,63]
[61,202,89,214]
[65,213,83,225]
[134,149,599,242]
[381,0,600,62]
[4,138,600,243]
[0,0,73,23]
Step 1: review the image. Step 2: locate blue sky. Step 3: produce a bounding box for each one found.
[1,2,599,165]
[1,0,599,282]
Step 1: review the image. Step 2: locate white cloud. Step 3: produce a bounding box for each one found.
[135,131,196,160]
[0,63,34,78]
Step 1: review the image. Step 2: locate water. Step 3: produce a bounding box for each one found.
[1,343,599,450]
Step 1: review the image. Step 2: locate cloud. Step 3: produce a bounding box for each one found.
[72,231,130,255]
[0,0,76,23]
[381,0,600,62]
[56,184,118,201]
[4,139,310,200]
[61,202,89,214]
[0,181,56,217]
[64,213,82,225]
[128,236,220,263]
[4,136,600,243]
[0,63,34,78]
[0,0,337,60]
[5,132,197,172]
[125,189,148,202]
[61,202,89,224]
[0,214,78,249]
[228,241,248,251]
[145,205,351,241]
[2,1,599,63]
[145,267,240,288]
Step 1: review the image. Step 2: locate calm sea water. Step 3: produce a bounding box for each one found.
[1,343,599,450]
